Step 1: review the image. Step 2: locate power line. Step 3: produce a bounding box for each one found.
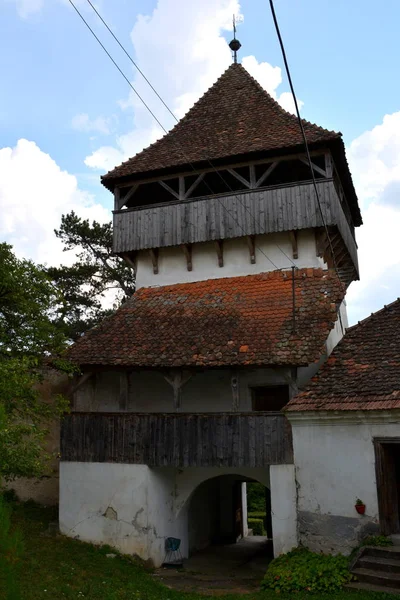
[268,0,346,294]
[82,0,297,270]
[68,0,293,271]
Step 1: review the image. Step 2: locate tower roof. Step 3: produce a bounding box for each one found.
[103,63,339,184]
[102,63,361,225]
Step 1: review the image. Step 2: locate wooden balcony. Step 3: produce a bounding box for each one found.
[113,179,358,286]
[60,412,293,468]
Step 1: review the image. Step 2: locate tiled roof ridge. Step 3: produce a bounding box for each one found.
[345,297,400,334]
[233,64,339,138]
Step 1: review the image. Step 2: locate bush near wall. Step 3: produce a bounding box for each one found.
[248,511,267,533]
[261,548,353,594]
[248,518,266,536]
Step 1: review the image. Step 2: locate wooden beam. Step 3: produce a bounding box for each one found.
[246,235,256,264]
[299,156,327,178]
[256,161,278,187]
[227,168,251,189]
[163,370,192,411]
[116,150,327,189]
[185,173,205,199]
[159,180,180,200]
[149,248,159,274]
[288,231,298,259]
[121,184,139,208]
[182,243,192,271]
[119,372,129,411]
[121,252,137,271]
[215,240,224,267]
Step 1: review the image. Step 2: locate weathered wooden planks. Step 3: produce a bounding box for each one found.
[60,412,294,467]
[112,180,358,277]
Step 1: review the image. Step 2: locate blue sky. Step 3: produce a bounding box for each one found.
[1,0,400,324]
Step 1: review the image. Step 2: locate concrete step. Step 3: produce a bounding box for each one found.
[352,567,400,589]
[347,581,400,595]
[359,555,400,574]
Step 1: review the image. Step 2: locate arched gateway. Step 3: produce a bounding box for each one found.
[59,54,360,566]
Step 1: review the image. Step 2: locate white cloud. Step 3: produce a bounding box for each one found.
[71,113,113,135]
[242,55,303,114]
[346,112,400,323]
[5,0,43,18]
[0,139,110,266]
[84,0,301,172]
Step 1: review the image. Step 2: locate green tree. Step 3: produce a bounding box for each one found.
[0,243,70,480]
[48,211,135,341]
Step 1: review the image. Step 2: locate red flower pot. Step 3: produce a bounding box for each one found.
[355,504,366,515]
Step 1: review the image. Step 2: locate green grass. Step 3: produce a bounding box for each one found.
[3,501,398,599]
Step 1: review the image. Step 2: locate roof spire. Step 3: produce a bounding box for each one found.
[229,14,241,63]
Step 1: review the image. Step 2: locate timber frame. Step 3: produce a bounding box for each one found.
[113,150,340,211]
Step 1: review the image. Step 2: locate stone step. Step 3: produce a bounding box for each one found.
[391,535,400,546]
[359,555,400,574]
[346,581,400,595]
[363,546,400,560]
[352,567,400,589]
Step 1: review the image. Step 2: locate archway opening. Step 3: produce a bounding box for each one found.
[187,474,272,562]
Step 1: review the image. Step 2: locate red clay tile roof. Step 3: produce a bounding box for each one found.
[67,269,343,368]
[287,299,400,411]
[102,64,339,183]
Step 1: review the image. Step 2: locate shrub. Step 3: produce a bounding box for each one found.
[247,482,265,512]
[361,535,393,547]
[261,547,353,594]
[248,511,266,519]
[248,518,266,536]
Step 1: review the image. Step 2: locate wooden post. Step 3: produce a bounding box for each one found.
[114,188,121,211]
[149,248,159,274]
[246,235,256,264]
[288,231,298,259]
[179,176,185,201]
[182,244,193,271]
[231,371,240,411]
[119,372,129,411]
[215,240,224,267]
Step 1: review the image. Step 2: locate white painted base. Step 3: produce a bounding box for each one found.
[60,462,294,566]
[270,464,298,556]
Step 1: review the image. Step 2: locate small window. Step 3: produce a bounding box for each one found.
[251,386,289,412]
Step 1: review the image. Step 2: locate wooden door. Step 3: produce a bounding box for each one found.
[374,440,400,535]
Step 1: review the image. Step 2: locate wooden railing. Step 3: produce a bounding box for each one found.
[60,411,293,467]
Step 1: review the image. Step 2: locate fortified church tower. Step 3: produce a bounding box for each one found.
[61,44,361,566]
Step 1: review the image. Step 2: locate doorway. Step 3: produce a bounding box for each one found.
[374,438,400,534]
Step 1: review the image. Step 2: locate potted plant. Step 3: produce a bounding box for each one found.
[355,498,366,515]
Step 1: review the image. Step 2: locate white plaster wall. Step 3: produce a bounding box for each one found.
[60,462,297,564]
[270,464,298,556]
[59,462,175,566]
[290,414,400,521]
[136,230,326,289]
[325,301,348,356]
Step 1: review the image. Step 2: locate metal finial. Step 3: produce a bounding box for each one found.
[229,14,241,63]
